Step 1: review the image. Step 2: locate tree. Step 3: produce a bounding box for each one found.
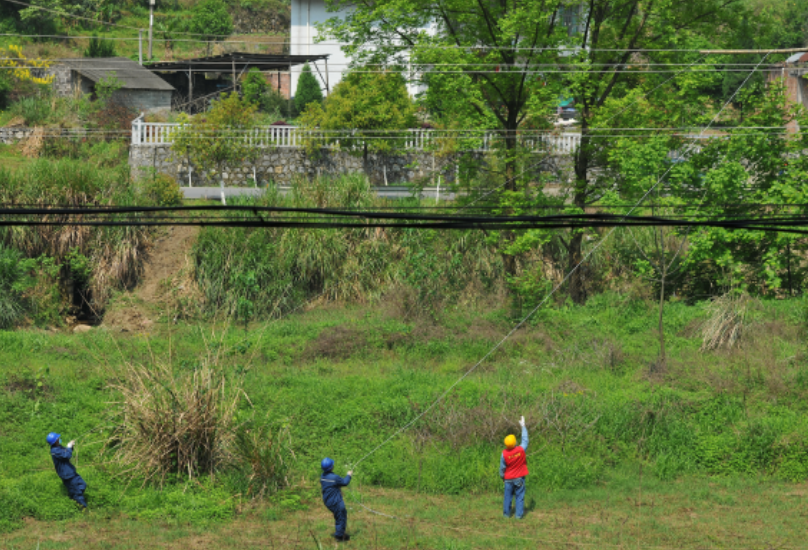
[171,92,258,204]
[294,63,323,116]
[298,70,416,159]
[156,15,185,56]
[243,68,290,119]
[318,0,742,303]
[242,68,269,107]
[605,79,807,299]
[188,0,233,54]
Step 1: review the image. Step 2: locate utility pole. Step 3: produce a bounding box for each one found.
[139,29,143,65]
[148,0,155,60]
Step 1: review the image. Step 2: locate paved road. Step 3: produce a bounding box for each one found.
[182,186,459,201]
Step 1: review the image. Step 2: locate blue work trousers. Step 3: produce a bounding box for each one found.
[328,503,348,537]
[503,477,525,519]
[64,475,87,507]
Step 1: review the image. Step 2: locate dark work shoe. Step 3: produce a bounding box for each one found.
[334,534,351,542]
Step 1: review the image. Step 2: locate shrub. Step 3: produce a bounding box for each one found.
[241,68,290,119]
[188,0,233,53]
[294,62,323,115]
[243,67,269,107]
[170,93,258,188]
[0,245,34,328]
[141,173,184,206]
[232,419,295,499]
[107,360,245,486]
[0,45,53,108]
[0,159,152,316]
[84,35,116,58]
[11,96,50,126]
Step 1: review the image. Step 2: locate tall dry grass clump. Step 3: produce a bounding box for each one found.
[107,360,244,485]
[700,292,751,351]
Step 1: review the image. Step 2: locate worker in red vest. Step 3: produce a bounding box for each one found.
[500,416,528,519]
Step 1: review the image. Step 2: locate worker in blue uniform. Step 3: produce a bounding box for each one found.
[47,432,87,509]
[320,457,352,542]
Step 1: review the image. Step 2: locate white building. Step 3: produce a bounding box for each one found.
[290,0,351,98]
[290,0,430,98]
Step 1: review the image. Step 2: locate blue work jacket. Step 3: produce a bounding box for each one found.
[50,445,78,481]
[320,471,351,509]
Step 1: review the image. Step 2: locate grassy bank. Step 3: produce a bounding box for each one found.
[2,475,807,549]
[1,292,808,537]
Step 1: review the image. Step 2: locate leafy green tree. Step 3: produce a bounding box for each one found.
[298,70,416,158]
[188,0,233,54]
[171,92,258,204]
[319,0,742,303]
[242,68,269,107]
[242,68,290,118]
[156,15,185,55]
[605,82,806,299]
[294,63,323,115]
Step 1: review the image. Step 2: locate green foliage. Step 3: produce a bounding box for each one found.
[298,70,416,154]
[94,73,123,103]
[140,173,184,207]
[0,159,153,317]
[108,360,244,485]
[242,68,290,119]
[0,73,14,110]
[193,175,501,322]
[231,419,295,499]
[10,95,50,126]
[1,296,808,533]
[294,62,323,115]
[84,35,116,58]
[170,93,258,188]
[188,0,233,50]
[242,67,269,107]
[0,245,35,328]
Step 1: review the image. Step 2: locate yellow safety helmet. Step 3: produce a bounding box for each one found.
[504,434,517,449]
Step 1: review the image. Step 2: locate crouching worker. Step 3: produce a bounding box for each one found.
[320,457,353,542]
[47,432,87,509]
[500,416,528,519]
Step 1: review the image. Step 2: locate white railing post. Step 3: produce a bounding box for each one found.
[131,113,144,145]
[128,124,590,156]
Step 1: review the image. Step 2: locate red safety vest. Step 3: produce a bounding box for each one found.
[502,446,529,480]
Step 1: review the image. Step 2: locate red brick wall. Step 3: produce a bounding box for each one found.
[266,71,291,99]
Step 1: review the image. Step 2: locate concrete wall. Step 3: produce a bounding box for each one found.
[129,143,481,187]
[112,89,172,114]
[36,67,171,114]
[290,0,348,97]
[47,66,75,96]
[290,0,432,97]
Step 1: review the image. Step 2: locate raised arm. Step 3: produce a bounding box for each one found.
[339,472,352,487]
[519,417,528,451]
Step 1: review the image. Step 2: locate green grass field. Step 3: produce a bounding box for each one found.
[2,292,808,547]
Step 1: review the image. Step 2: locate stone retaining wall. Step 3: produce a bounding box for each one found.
[0,127,88,145]
[129,144,498,187]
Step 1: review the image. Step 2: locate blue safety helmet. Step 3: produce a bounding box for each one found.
[46,432,61,446]
[321,457,334,472]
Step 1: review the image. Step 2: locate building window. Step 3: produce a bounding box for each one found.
[560,5,582,36]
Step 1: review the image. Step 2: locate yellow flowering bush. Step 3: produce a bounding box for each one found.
[0,45,53,86]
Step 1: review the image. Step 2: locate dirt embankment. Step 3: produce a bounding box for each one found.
[101,226,200,332]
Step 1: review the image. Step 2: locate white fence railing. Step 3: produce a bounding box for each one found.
[131,116,583,154]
